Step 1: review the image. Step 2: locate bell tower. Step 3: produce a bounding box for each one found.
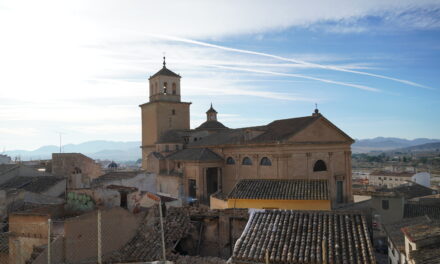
[149,57,182,102]
[140,58,191,169]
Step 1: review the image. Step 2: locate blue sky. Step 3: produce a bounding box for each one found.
[0,0,440,150]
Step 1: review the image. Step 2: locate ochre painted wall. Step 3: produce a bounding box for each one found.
[227,199,331,210]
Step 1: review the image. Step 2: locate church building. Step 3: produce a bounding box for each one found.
[140,59,354,208]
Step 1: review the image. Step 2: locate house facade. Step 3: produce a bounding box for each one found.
[369,171,430,188]
[141,60,354,207]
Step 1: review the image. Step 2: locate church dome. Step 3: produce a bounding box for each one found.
[108,161,118,169]
[196,120,228,130]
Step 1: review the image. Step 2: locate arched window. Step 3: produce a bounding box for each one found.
[226,157,235,165]
[242,157,252,165]
[163,82,168,94]
[172,83,177,95]
[313,160,327,172]
[73,167,82,174]
[172,109,176,115]
[260,157,272,166]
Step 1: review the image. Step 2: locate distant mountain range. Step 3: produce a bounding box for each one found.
[4,140,142,161]
[3,137,440,161]
[352,137,440,153]
[395,142,440,153]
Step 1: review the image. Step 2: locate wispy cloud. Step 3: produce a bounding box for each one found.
[208,65,381,92]
[147,34,430,89]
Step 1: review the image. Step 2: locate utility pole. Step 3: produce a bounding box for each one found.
[59,133,63,153]
[147,193,166,261]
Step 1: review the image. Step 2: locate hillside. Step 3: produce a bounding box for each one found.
[5,140,142,161]
[352,137,440,153]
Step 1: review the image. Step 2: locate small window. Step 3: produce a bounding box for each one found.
[172,83,177,95]
[242,157,252,165]
[165,145,169,152]
[226,157,235,165]
[313,160,327,172]
[260,157,272,166]
[382,200,389,210]
[172,109,176,115]
[175,144,179,150]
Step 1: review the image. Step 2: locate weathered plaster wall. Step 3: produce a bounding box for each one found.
[227,199,331,210]
[63,207,143,263]
[52,153,102,180]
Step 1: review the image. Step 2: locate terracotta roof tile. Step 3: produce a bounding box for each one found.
[392,182,437,199]
[404,202,440,219]
[0,176,65,193]
[228,179,328,200]
[411,247,440,264]
[150,66,181,79]
[232,210,376,264]
[166,148,223,162]
[383,216,431,251]
[196,120,228,130]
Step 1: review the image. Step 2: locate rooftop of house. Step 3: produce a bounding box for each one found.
[107,206,190,262]
[393,182,437,199]
[0,164,19,175]
[165,148,223,162]
[91,171,144,186]
[228,179,329,200]
[370,171,414,177]
[404,201,440,219]
[231,209,375,264]
[402,222,440,244]
[383,216,432,251]
[0,176,65,193]
[410,246,440,264]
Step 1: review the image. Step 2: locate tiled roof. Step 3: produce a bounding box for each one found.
[190,115,353,147]
[411,247,440,264]
[392,182,437,199]
[150,66,181,79]
[383,216,431,251]
[231,210,375,264]
[91,171,141,186]
[404,202,440,219]
[166,148,223,162]
[196,120,228,130]
[249,116,320,143]
[0,176,65,193]
[107,206,191,262]
[157,130,190,144]
[228,179,328,200]
[0,232,8,253]
[0,164,19,175]
[402,222,440,244]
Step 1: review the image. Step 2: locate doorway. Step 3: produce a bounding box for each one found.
[206,167,219,201]
[188,179,197,200]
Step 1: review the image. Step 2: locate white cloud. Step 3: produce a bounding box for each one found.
[0,0,438,149]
